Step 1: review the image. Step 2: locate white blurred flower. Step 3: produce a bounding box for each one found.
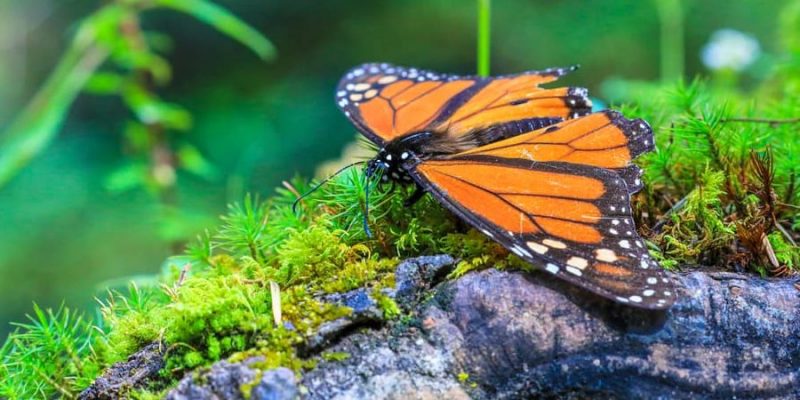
[701,29,761,71]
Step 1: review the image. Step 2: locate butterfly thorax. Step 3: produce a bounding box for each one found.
[367,131,437,184]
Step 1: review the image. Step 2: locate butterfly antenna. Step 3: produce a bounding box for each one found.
[291,160,366,214]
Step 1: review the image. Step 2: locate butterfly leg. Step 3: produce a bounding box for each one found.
[403,184,426,207]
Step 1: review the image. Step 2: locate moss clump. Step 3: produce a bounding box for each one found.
[321,351,351,362]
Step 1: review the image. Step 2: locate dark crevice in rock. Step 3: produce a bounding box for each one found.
[79,341,166,400]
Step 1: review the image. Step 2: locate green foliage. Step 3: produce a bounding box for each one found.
[658,170,735,264]
[0,0,273,190]
[0,304,102,399]
[608,48,800,272]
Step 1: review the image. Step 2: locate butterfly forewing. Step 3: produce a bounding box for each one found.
[410,156,674,309]
[455,110,653,193]
[336,63,591,145]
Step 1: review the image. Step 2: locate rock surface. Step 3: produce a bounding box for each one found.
[79,341,165,400]
[301,261,800,399]
[166,357,298,400]
[87,256,800,399]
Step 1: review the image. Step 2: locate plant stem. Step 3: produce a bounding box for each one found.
[721,117,800,125]
[0,30,108,187]
[477,0,491,76]
[655,0,684,82]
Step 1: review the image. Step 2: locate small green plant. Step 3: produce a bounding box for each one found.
[0,304,102,399]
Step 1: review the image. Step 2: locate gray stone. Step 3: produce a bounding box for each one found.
[302,266,800,399]
[79,341,165,400]
[250,368,298,400]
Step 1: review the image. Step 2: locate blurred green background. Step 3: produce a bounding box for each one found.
[0,0,789,338]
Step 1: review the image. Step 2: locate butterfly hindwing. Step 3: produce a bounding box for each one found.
[336,63,591,146]
[455,110,654,193]
[409,154,673,309]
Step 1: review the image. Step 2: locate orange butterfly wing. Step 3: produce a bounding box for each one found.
[456,111,654,193]
[433,72,591,137]
[336,63,591,145]
[410,155,673,309]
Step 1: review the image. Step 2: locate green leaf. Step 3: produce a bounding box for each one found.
[154,0,276,60]
[177,144,219,180]
[84,72,126,95]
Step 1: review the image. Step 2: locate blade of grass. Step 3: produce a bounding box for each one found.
[0,21,108,188]
[154,0,276,60]
[477,0,491,76]
[654,0,684,82]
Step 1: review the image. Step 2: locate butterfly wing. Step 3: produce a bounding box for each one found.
[455,111,654,193]
[407,148,672,310]
[336,63,591,146]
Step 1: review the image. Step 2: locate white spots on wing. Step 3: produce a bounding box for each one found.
[619,240,631,249]
[612,219,620,226]
[352,83,371,91]
[343,111,351,117]
[629,295,643,303]
[481,229,494,238]
[349,93,363,101]
[566,266,583,276]
[595,249,618,262]
[664,291,672,296]
[640,259,649,269]
[616,296,630,303]
[385,154,392,161]
[353,68,365,76]
[345,83,355,90]
[511,244,532,258]
[401,152,409,160]
[609,228,618,235]
[567,256,589,270]
[527,241,549,255]
[338,99,348,108]
[639,122,647,130]
[542,239,567,249]
[364,89,378,99]
[610,206,616,211]
[623,219,631,225]
[635,178,642,186]
[662,277,669,283]
[647,277,658,284]
[336,90,346,97]
[545,263,560,274]
[626,231,632,235]
[636,240,644,248]
[643,289,655,297]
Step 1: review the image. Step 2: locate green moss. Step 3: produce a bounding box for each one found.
[373,290,402,320]
[321,351,351,362]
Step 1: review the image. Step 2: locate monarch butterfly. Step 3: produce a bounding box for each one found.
[335,63,674,309]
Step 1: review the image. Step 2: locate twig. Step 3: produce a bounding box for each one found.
[774,222,797,247]
[652,195,688,233]
[721,117,800,125]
